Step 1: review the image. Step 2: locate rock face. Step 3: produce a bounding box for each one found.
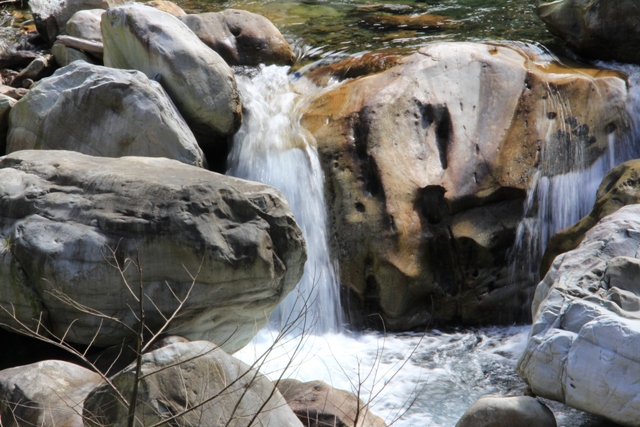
[456,395,556,427]
[517,204,640,426]
[66,9,103,41]
[29,0,108,44]
[7,61,205,167]
[0,150,306,353]
[102,4,242,138]
[301,42,630,329]
[278,379,387,427]
[542,159,640,277]
[0,360,103,427]
[178,10,295,66]
[84,341,304,427]
[537,0,640,65]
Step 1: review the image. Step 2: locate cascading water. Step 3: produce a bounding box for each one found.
[509,52,640,289]
[227,65,343,334]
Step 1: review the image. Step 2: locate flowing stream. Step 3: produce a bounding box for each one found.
[226,57,640,426]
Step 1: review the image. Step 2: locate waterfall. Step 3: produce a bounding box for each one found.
[227,65,343,334]
[509,57,640,288]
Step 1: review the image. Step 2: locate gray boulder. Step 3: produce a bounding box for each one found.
[29,0,108,44]
[66,9,103,41]
[0,360,103,427]
[0,94,16,154]
[0,150,306,354]
[102,4,242,138]
[456,395,556,427]
[7,61,205,167]
[517,204,640,426]
[178,10,295,66]
[51,41,98,67]
[84,340,304,427]
[278,379,387,427]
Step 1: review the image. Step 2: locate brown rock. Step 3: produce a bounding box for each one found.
[301,42,630,329]
[303,52,404,86]
[145,0,186,16]
[456,395,556,427]
[278,379,387,427]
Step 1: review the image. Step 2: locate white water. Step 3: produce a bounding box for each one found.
[228,60,640,426]
[227,65,343,333]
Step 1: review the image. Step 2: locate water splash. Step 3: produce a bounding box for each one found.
[509,59,640,288]
[227,65,343,334]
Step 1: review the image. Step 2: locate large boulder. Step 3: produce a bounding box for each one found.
[301,42,630,329]
[278,379,387,427]
[0,360,102,427]
[542,159,640,277]
[29,0,108,44]
[537,0,640,65]
[456,395,556,427]
[517,204,640,426]
[7,61,205,167]
[84,340,304,427]
[66,9,104,41]
[102,4,242,138]
[178,10,295,66]
[0,150,306,353]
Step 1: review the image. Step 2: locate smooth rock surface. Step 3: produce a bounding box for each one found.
[66,9,103,41]
[51,40,98,67]
[178,10,295,66]
[456,395,556,427]
[29,0,108,44]
[7,61,205,167]
[278,379,387,427]
[0,150,306,353]
[145,0,186,16]
[301,42,630,329]
[517,204,640,426]
[0,360,103,427]
[537,0,640,64]
[84,341,304,427]
[102,4,242,137]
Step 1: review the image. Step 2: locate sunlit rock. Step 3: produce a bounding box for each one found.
[456,395,556,427]
[102,4,242,138]
[301,42,630,329]
[518,204,640,426]
[29,0,108,44]
[179,9,295,66]
[7,61,205,167]
[66,8,103,41]
[0,150,306,353]
[0,360,102,427]
[538,0,640,64]
[84,341,304,427]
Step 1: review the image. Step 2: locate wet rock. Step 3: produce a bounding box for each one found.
[542,159,640,277]
[0,360,102,427]
[537,0,640,64]
[278,379,387,427]
[360,14,460,31]
[178,9,295,66]
[302,52,404,86]
[84,341,303,427]
[301,42,630,329]
[517,204,640,426]
[8,61,205,166]
[29,0,108,44]
[456,395,556,427]
[0,150,306,353]
[102,4,242,138]
[66,9,103,41]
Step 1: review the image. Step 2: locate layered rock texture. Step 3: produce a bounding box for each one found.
[537,0,640,64]
[102,4,242,138]
[301,42,630,329]
[178,10,295,66]
[84,340,304,427]
[517,204,640,426]
[7,61,205,167]
[0,150,306,353]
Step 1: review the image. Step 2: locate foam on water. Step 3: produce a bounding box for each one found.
[227,65,343,333]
